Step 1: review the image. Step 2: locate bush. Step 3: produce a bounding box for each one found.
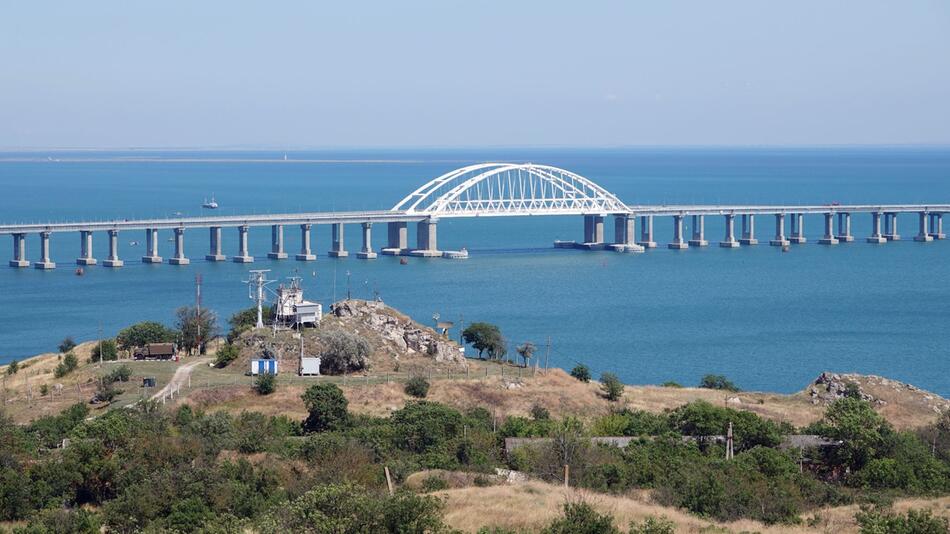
[421,475,449,492]
[94,380,122,403]
[90,339,118,362]
[391,401,464,454]
[570,364,591,383]
[319,330,372,375]
[531,404,551,421]
[600,373,624,402]
[214,343,241,368]
[254,373,277,395]
[855,506,949,534]
[542,501,619,534]
[660,381,681,388]
[698,374,740,392]
[629,516,675,534]
[5,360,18,376]
[405,376,430,398]
[301,383,349,432]
[58,337,77,354]
[54,352,79,378]
[227,306,274,342]
[105,365,132,384]
[39,384,49,396]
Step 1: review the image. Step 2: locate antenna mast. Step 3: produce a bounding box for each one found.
[243,270,273,328]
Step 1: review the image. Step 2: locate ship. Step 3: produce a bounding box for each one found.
[202,195,219,209]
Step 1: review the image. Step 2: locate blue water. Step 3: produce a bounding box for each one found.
[1,147,949,396]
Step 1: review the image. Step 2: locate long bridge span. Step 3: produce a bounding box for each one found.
[1,163,946,269]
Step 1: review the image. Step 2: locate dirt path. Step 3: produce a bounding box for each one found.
[151,357,211,400]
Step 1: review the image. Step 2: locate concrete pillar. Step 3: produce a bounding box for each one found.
[836,213,854,242]
[770,214,790,246]
[233,225,253,263]
[142,228,162,263]
[411,218,440,257]
[382,221,408,255]
[689,215,708,246]
[103,229,123,267]
[583,215,593,243]
[819,213,839,245]
[719,214,739,248]
[267,225,288,259]
[884,213,900,241]
[169,227,190,264]
[206,226,226,261]
[930,213,946,239]
[34,231,56,269]
[329,223,348,257]
[9,233,28,268]
[739,214,758,245]
[914,212,934,242]
[76,230,97,265]
[867,212,886,243]
[789,213,806,244]
[637,215,656,248]
[592,215,604,243]
[357,222,377,259]
[668,215,688,249]
[296,224,316,260]
[614,215,635,245]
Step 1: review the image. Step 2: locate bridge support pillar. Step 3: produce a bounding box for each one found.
[296,224,317,260]
[9,233,28,268]
[770,214,790,246]
[719,214,740,248]
[914,212,934,242]
[867,212,887,243]
[357,222,377,259]
[819,213,839,245]
[739,214,758,245]
[636,216,656,248]
[142,228,163,263]
[668,215,688,249]
[884,213,900,241]
[689,215,708,246]
[169,227,190,264]
[410,218,441,257]
[579,215,605,249]
[608,214,643,252]
[268,225,288,259]
[77,230,97,265]
[382,222,409,255]
[233,225,254,263]
[788,213,806,244]
[329,223,348,257]
[34,231,56,269]
[836,213,853,242]
[103,229,123,267]
[930,213,945,239]
[206,227,226,261]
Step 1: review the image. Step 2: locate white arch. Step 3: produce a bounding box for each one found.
[392,163,629,217]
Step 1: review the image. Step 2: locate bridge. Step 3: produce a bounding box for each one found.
[1,162,946,269]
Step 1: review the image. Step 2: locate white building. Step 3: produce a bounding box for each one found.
[274,277,322,326]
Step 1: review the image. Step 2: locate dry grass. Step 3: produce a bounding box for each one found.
[435,479,950,533]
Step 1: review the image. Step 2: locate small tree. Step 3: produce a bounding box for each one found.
[59,337,77,354]
[5,360,18,376]
[699,374,740,392]
[254,373,277,395]
[116,321,176,351]
[462,322,503,359]
[600,372,624,402]
[54,352,80,378]
[214,343,241,368]
[405,376,430,398]
[90,339,118,362]
[227,306,275,342]
[301,383,349,432]
[39,384,49,396]
[175,306,218,355]
[570,364,591,383]
[516,342,536,368]
[94,380,121,403]
[319,330,372,375]
[106,365,132,383]
[542,500,618,534]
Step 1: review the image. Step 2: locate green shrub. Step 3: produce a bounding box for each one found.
[405,376,430,398]
[54,352,79,378]
[855,506,949,534]
[58,337,77,354]
[90,339,118,362]
[421,475,449,492]
[254,373,277,395]
[628,516,675,534]
[570,364,591,383]
[106,365,132,383]
[301,383,349,432]
[530,404,551,421]
[698,374,739,392]
[660,381,681,388]
[600,373,624,402]
[542,501,619,534]
[214,343,241,368]
[391,401,464,454]
[319,330,372,374]
[6,360,19,376]
[39,384,49,396]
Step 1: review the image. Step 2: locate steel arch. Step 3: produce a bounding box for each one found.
[391,163,628,217]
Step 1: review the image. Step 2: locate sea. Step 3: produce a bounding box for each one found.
[1,147,948,396]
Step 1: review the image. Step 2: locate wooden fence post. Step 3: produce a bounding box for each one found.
[564,464,570,488]
[384,466,395,496]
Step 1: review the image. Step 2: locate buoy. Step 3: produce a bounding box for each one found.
[75,267,84,276]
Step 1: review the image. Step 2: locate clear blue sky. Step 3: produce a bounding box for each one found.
[2,1,948,148]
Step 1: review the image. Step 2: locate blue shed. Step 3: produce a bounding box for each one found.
[250,359,278,375]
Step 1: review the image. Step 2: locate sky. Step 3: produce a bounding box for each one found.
[1,1,949,148]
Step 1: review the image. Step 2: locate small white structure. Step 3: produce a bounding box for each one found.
[251,359,278,375]
[300,357,322,376]
[274,277,322,326]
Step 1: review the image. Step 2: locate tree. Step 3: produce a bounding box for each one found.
[5,360,17,376]
[175,306,218,354]
[462,322,504,359]
[302,383,349,432]
[94,380,121,403]
[516,342,536,368]
[254,373,276,395]
[812,397,894,472]
[90,339,118,362]
[570,364,591,383]
[54,352,79,378]
[319,330,372,374]
[214,343,241,368]
[405,376,430,398]
[600,373,624,402]
[855,506,948,534]
[106,365,132,383]
[59,337,77,354]
[227,306,274,342]
[116,321,176,351]
[698,374,740,392]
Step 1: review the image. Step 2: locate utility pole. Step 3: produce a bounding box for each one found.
[195,274,202,354]
[98,323,103,368]
[544,336,551,371]
[244,270,273,328]
[346,270,351,300]
[725,421,734,460]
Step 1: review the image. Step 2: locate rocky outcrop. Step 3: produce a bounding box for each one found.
[809,372,877,405]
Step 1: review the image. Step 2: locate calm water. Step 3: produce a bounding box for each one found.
[1,148,948,395]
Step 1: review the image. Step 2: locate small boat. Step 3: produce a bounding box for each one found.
[782,244,790,253]
[202,195,219,209]
[75,267,84,276]
[399,258,409,265]
[129,240,139,246]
